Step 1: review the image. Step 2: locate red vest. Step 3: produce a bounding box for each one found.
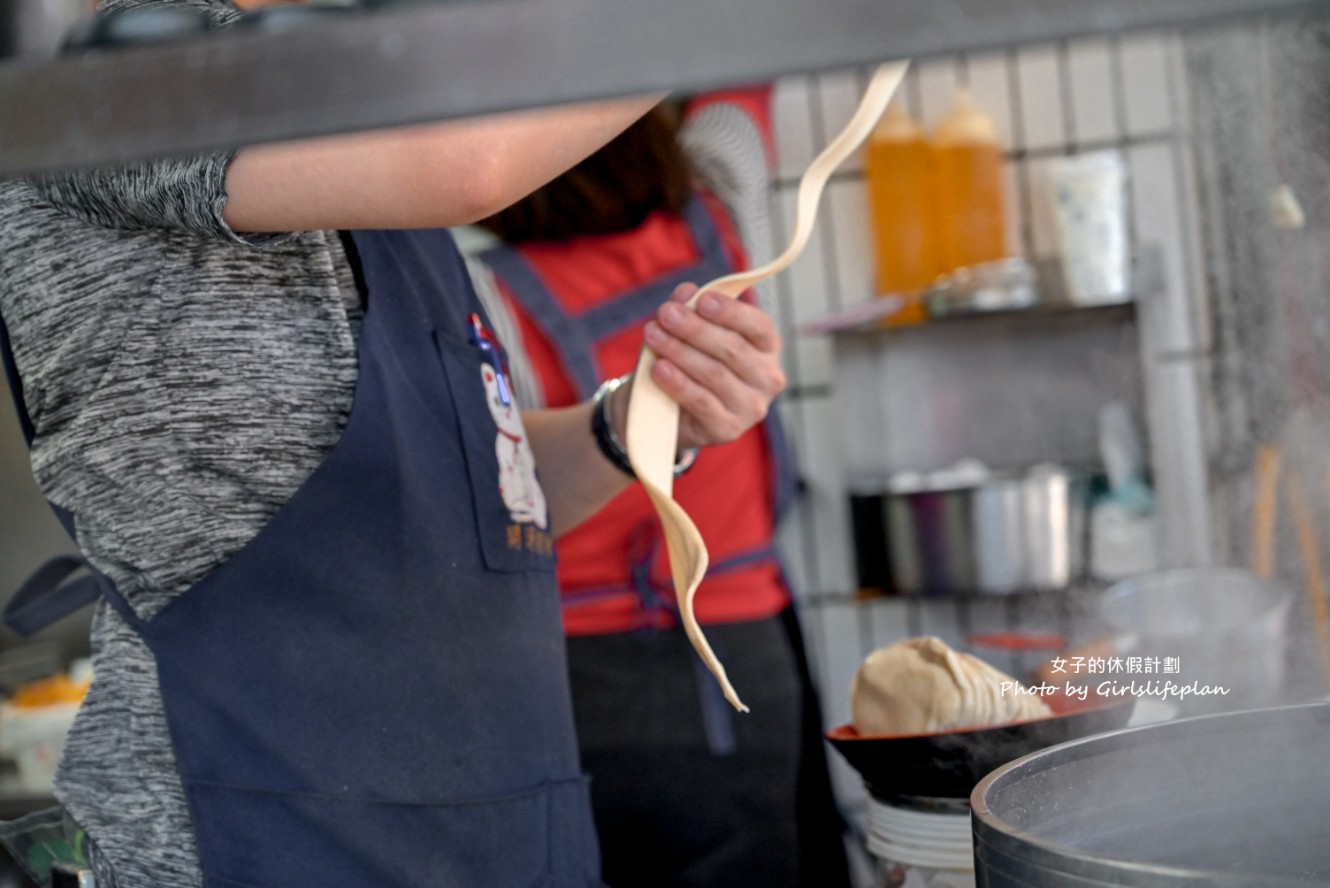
[481,193,796,635]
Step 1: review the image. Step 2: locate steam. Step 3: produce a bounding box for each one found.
[974,17,1330,884]
[1184,12,1330,706]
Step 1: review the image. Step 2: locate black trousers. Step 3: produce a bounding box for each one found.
[567,610,851,888]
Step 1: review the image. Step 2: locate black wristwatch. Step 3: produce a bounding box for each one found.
[591,375,698,479]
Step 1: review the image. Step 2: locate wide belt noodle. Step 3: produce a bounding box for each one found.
[624,61,912,711]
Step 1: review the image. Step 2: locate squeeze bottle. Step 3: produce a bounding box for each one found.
[933,90,1010,273]
[864,101,939,324]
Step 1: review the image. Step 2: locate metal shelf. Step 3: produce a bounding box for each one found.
[801,248,1161,337]
[803,293,1137,337]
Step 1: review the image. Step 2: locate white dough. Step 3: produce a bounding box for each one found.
[850,636,1052,735]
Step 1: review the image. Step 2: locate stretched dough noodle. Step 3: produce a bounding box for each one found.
[624,61,911,713]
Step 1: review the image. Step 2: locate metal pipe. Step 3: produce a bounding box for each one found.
[0,0,1327,175]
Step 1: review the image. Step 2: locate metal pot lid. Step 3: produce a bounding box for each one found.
[971,703,1330,887]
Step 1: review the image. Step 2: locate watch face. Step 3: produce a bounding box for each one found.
[673,448,699,477]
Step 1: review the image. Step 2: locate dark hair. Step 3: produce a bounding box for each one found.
[477,104,692,243]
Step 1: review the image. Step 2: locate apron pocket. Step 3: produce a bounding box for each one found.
[187,779,562,888]
[435,331,557,575]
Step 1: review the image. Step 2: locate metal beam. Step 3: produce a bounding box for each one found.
[0,0,1325,175]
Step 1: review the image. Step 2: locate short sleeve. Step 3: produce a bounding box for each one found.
[31,0,286,245]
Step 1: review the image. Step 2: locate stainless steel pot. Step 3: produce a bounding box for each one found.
[971,703,1330,886]
[881,465,1088,596]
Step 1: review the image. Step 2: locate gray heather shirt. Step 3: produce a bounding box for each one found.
[1,5,363,885]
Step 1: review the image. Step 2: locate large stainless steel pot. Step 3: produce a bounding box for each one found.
[971,703,1330,887]
[883,465,1088,596]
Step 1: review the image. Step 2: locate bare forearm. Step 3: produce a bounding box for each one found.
[525,283,786,536]
[523,401,634,538]
[223,94,666,233]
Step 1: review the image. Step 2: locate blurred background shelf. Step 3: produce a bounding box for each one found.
[799,246,1161,336]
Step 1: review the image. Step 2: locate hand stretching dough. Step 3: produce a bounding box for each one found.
[850,636,1052,735]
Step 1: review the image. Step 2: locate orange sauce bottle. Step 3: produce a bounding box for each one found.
[932,90,1010,273]
[864,101,939,325]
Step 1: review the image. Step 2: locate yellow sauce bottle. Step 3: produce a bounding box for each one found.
[933,90,1010,273]
[864,101,939,325]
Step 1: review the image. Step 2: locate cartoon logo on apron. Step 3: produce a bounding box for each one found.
[479,362,549,530]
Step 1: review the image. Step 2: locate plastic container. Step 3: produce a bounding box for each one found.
[0,701,80,792]
[0,665,90,792]
[1097,568,1293,714]
[932,91,1009,274]
[867,795,975,888]
[1047,150,1130,305]
[865,101,940,324]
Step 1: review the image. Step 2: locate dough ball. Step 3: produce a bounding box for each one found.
[850,636,1052,735]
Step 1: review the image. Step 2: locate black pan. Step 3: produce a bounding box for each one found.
[826,692,1136,800]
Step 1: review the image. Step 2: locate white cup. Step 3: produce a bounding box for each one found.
[1047,151,1129,305]
[0,701,80,792]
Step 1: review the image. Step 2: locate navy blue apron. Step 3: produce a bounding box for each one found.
[3,229,601,887]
